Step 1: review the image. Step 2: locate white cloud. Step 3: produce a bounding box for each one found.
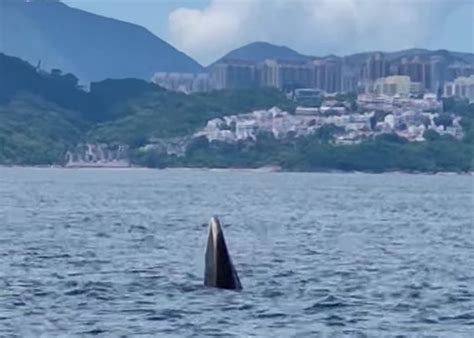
[168,0,466,65]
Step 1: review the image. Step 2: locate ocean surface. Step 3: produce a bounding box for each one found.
[0,168,473,337]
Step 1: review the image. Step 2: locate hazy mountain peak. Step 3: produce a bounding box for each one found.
[0,0,202,83]
[215,41,309,64]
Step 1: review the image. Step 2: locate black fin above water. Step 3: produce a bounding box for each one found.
[204,216,242,290]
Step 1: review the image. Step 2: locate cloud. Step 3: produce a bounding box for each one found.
[168,0,469,65]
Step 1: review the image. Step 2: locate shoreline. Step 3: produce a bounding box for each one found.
[0,164,472,175]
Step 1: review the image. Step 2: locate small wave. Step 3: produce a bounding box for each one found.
[128,225,148,233]
[68,259,111,268]
[274,270,294,278]
[303,248,319,256]
[12,300,26,307]
[439,312,474,322]
[261,289,284,298]
[419,316,439,324]
[37,253,71,260]
[64,281,115,299]
[393,302,412,312]
[170,281,202,293]
[95,232,110,238]
[304,295,348,313]
[120,308,156,316]
[237,304,254,311]
[64,288,87,296]
[32,290,53,298]
[342,329,368,337]
[255,312,287,319]
[80,328,107,335]
[445,292,473,303]
[146,308,184,322]
[146,315,168,322]
[324,314,346,326]
[86,291,113,301]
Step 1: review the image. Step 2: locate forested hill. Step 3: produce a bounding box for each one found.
[0,52,473,172]
[0,53,294,165]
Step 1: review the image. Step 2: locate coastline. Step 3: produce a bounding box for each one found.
[0,164,472,175]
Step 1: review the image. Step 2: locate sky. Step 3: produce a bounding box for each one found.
[63,0,474,66]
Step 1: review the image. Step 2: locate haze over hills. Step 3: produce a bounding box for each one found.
[345,48,473,66]
[213,42,309,64]
[0,52,294,164]
[1,0,472,86]
[0,0,203,83]
[212,42,474,67]
[0,51,473,172]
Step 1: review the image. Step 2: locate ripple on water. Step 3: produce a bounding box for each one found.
[147,308,184,322]
[439,312,474,323]
[304,295,349,314]
[0,169,472,336]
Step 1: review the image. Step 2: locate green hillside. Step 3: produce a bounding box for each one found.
[0,53,295,165]
[0,52,472,172]
[0,94,86,165]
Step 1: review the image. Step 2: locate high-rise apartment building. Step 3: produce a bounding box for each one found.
[324,57,343,93]
[361,52,390,81]
[310,58,343,93]
[429,55,447,94]
[397,56,432,91]
[258,59,314,89]
[209,60,257,90]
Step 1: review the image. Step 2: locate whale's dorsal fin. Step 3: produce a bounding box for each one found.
[204,216,242,290]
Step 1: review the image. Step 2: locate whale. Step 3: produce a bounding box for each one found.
[204,216,242,290]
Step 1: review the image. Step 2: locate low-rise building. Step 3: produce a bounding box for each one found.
[193,98,461,146]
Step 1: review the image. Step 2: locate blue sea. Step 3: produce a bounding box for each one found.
[0,168,472,337]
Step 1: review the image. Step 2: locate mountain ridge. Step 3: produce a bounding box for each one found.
[2,1,471,83]
[212,42,474,66]
[211,41,309,65]
[0,0,203,83]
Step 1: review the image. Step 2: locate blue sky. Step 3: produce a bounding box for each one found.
[63,0,473,65]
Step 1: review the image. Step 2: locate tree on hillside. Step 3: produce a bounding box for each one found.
[434,113,453,129]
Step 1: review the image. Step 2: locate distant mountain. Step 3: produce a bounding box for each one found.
[212,42,473,68]
[384,48,471,64]
[213,42,309,65]
[342,48,474,71]
[0,0,203,83]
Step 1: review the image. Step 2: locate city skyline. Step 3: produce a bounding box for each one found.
[63,0,474,65]
[154,52,474,100]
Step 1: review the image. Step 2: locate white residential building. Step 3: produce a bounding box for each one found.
[444,75,474,102]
